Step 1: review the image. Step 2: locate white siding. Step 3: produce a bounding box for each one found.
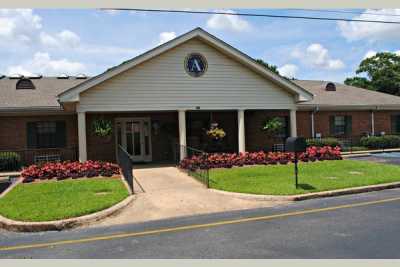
[78,38,296,112]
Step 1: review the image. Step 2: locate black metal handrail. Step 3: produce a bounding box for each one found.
[0,147,78,171]
[117,145,134,193]
[175,143,210,188]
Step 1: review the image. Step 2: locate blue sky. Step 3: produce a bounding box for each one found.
[0,8,400,82]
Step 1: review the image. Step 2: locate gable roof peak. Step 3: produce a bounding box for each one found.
[58,27,313,103]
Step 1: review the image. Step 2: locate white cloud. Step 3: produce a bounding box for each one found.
[40,29,138,57]
[292,43,345,70]
[80,45,140,56]
[338,9,400,41]
[278,64,298,78]
[7,52,86,76]
[363,49,400,59]
[363,50,377,59]
[206,9,251,32]
[158,31,176,44]
[40,30,80,49]
[0,9,42,43]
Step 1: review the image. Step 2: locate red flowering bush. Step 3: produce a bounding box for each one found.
[179,146,341,171]
[21,160,120,183]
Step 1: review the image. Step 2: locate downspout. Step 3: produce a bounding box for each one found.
[311,106,319,138]
[371,106,378,136]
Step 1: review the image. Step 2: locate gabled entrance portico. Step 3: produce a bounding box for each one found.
[63,28,311,163]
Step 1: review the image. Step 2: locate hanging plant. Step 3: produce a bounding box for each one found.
[92,118,113,137]
[206,124,226,140]
[262,117,284,137]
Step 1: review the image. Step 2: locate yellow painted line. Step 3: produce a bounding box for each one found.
[1,196,400,252]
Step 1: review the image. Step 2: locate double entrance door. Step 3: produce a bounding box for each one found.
[115,118,152,162]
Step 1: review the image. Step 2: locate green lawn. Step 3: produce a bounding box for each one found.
[0,177,129,222]
[210,160,400,195]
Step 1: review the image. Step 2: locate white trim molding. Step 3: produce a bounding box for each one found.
[290,109,297,137]
[77,112,87,162]
[238,109,246,153]
[178,110,187,160]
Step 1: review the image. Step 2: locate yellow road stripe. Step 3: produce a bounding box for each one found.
[1,196,400,252]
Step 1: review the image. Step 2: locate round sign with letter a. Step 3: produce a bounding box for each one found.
[185,53,207,77]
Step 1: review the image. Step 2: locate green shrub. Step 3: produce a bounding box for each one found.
[306,138,341,148]
[360,135,400,149]
[0,152,21,171]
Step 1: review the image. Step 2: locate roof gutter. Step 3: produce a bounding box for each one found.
[297,104,400,111]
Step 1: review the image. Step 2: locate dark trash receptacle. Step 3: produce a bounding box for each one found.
[285,137,307,153]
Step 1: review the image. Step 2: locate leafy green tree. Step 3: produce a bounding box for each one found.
[344,77,373,90]
[255,59,280,75]
[345,52,400,95]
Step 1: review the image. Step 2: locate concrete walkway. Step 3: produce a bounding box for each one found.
[92,166,287,227]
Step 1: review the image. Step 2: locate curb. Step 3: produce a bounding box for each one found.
[0,177,22,198]
[210,182,400,202]
[342,148,400,157]
[0,195,135,232]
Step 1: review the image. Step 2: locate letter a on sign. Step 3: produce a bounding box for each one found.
[185,53,207,77]
[190,59,202,72]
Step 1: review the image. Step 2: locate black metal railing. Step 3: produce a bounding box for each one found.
[175,143,210,188]
[306,134,400,154]
[0,147,78,172]
[117,145,134,193]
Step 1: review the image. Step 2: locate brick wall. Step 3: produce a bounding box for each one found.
[296,110,400,138]
[245,110,290,151]
[2,109,400,163]
[374,110,400,135]
[296,111,312,137]
[0,114,78,150]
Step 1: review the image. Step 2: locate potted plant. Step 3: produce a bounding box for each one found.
[92,118,113,142]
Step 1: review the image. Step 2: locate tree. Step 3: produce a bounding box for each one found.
[344,77,373,90]
[345,52,400,95]
[255,59,280,75]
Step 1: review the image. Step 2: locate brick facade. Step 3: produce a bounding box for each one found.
[296,111,312,138]
[245,110,290,152]
[313,111,372,137]
[296,110,400,138]
[374,110,400,135]
[0,114,78,150]
[2,109,400,164]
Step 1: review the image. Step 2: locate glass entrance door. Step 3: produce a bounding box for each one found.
[115,118,152,162]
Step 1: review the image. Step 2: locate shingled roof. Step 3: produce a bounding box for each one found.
[293,80,400,110]
[0,77,86,111]
[1,76,400,112]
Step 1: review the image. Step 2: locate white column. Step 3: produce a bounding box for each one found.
[290,109,297,137]
[238,109,246,153]
[311,111,315,138]
[77,112,87,162]
[371,110,375,136]
[178,110,187,160]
